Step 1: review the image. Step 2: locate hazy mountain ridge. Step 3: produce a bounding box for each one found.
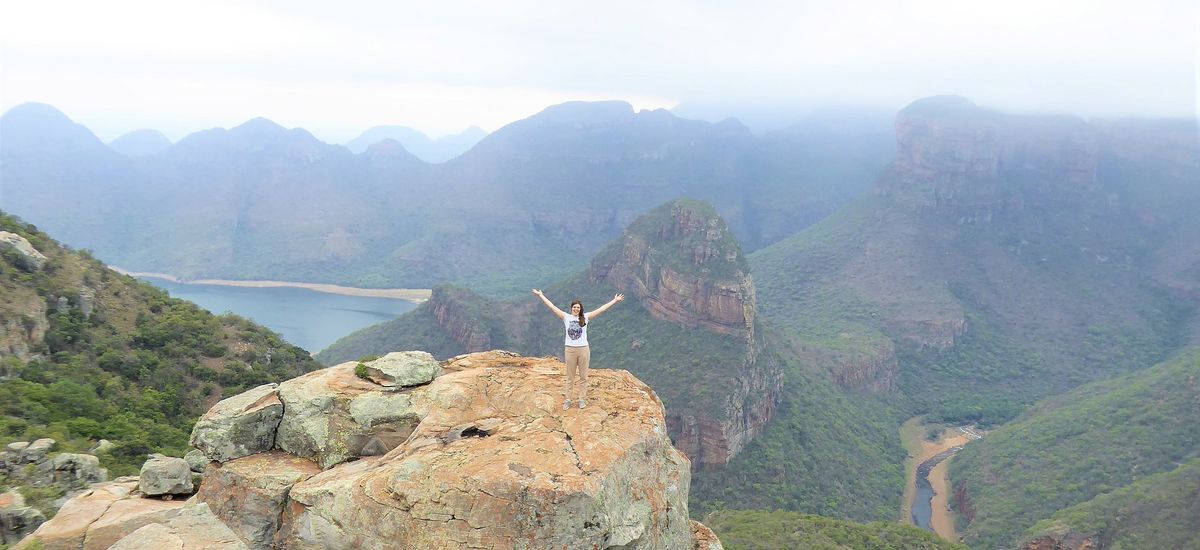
[750,96,1199,424]
[0,100,894,293]
[344,124,487,162]
[107,129,171,157]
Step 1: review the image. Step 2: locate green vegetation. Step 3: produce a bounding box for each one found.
[949,350,1200,549]
[0,212,318,478]
[1023,459,1200,550]
[316,285,504,363]
[705,509,967,550]
[690,340,907,521]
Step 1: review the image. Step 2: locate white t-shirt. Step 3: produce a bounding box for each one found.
[564,314,588,347]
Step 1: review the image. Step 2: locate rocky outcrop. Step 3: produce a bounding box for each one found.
[13,479,187,550]
[883,96,1099,217]
[427,286,495,352]
[138,456,194,496]
[272,354,694,549]
[1021,532,1097,550]
[588,200,779,466]
[273,363,429,469]
[690,520,725,550]
[0,231,47,270]
[107,502,247,550]
[355,350,439,387]
[195,453,320,549]
[17,351,722,548]
[0,297,47,361]
[590,200,756,340]
[0,491,45,545]
[189,383,284,463]
[0,439,107,537]
[828,342,899,393]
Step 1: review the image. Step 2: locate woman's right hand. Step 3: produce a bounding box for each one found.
[531,288,543,297]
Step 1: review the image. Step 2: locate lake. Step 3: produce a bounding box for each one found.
[141,278,418,353]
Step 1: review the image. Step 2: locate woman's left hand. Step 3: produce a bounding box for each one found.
[614,293,625,302]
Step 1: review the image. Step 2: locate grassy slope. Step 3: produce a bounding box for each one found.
[0,212,319,478]
[705,509,967,550]
[689,339,907,521]
[1023,459,1200,550]
[948,350,1200,549]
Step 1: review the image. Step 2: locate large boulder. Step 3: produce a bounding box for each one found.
[107,503,248,550]
[190,384,284,463]
[0,490,45,545]
[357,351,439,387]
[13,479,186,550]
[691,520,725,550]
[45,452,107,486]
[0,231,47,270]
[183,449,209,473]
[274,364,428,469]
[20,438,55,463]
[194,452,320,549]
[138,456,194,496]
[273,353,694,549]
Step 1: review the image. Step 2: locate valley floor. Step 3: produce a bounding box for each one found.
[900,417,970,542]
[109,267,432,302]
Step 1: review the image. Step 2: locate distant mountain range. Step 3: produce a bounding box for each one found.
[108,129,172,157]
[0,100,895,293]
[320,96,1200,537]
[343,124,487,162]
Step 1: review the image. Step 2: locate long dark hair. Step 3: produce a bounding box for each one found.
[569,299,586,327]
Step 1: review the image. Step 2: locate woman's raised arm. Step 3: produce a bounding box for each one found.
[532,289,567,319]
[586,293,625,320]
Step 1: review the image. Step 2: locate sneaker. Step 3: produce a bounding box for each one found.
[578,399,587,409]
[562,400,571,411]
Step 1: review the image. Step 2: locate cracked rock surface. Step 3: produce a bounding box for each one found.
[276,353,694,549]
[16,351,723,550]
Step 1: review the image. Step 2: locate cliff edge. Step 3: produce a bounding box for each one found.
[17,350,723,550]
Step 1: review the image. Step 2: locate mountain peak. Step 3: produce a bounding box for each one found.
[0,102,108,154]
[108,129,172,157]
[534,100,635,124]
[590,198,755,338]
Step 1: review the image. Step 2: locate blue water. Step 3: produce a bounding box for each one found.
[142,278,417,353]
[912,470,935,530]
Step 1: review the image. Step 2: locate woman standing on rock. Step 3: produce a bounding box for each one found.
[531,289,624,410]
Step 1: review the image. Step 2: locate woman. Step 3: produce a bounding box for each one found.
[531,289,624,410]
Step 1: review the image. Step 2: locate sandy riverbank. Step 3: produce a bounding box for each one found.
[899,417,969,541]
[928,458,959,540]
[111,267,432,303]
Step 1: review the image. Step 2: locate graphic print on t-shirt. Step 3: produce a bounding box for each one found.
[567,319,584,341]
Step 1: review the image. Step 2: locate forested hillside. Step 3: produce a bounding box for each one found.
[0,212,319,477]
[949,350,1200,548]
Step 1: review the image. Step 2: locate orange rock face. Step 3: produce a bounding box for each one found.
[275,356,694,549]
[19,352,720,550]
[14,480,185,550]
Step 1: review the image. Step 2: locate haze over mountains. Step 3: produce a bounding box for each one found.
[2,94,1199,548]
[343,124,487,162]
[313,95,1200,545]
[0,100,894,293]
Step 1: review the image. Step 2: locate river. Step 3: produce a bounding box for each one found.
[141,278,418,353]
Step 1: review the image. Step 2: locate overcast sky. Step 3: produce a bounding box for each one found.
[1,0,1196,142]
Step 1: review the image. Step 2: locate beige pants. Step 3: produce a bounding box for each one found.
[563,345,591,400]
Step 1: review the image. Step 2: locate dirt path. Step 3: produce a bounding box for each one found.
[110,267,431,302]
[900,417,970,541]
